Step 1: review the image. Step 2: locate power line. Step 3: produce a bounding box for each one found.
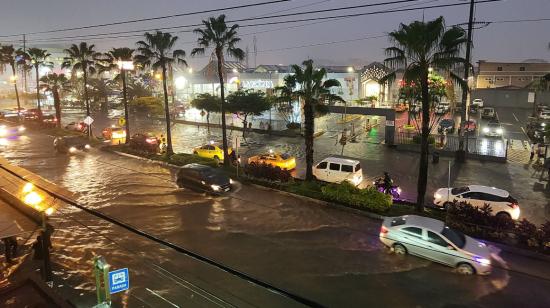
[0,0,294,38]
[12,0,501,44]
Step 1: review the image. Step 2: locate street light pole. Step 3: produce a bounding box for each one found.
[457,0,475,162]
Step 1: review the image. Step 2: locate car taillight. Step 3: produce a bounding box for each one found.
[380,225,389,236]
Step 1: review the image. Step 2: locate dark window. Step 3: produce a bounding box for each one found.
[496,78,504,81]
[519,67,525,71]
[402,227,423,238]
[341,164,353,172]
[390,217,406,227]
[329,163,340,171]
[451,186,469,195]
[317,162,328,169]
[428,231,449,247]
[442,226,466,248]
[497,66,503,71]
[355,164,361,172]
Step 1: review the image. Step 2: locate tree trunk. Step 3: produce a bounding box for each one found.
[83,68,91,137]
[35,66,42,116]
[242,115,248,138]
[216,49,230,167]
[206,112,210,133]
[121,69,130,143]
[11,64,21,121]
[53,88,61,128]
[304,99,315,181]
[416,71,430,213]
[161,64,174,156]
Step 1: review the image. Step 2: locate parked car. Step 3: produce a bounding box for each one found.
[469,105,479,114]
[129,133,159,154]
[0,124,25,138]
[176,163,232,192]
[102,126,127,140]
[438,119,455,134]
[433,185,520,220]
[482,121,503,137]
[539,110,550,120]
[472,98,484,108]
[247,152,296,170]
[462,120,477,132]
[42,114,57,128]
[23,108,43,121]
[53,136,91,154]
[481,107,496,120]
[379,215,492,275]
[193,143,233,163]
[1,108,26,119]
[313,157,363,186]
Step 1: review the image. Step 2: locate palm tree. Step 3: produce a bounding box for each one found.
[384,17,467,212]
[99,47,135,141]
[292,60,343,181]
[0,45,23,119]
[135,31,187,156]
[40,73,71,128]
[191,15,245,166]
[62,42,101,118]
[274,74,299,126]
[20,48,53,115]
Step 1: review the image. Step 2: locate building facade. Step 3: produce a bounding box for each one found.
[476,60,550,89]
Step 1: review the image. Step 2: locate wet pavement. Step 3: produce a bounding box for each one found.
[1,127,550,307]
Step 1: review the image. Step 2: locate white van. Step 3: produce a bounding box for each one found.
[313,157,363,186]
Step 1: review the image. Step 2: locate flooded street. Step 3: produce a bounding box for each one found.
[2,128,550,307]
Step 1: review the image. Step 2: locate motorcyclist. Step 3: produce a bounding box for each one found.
[383,172,393,194]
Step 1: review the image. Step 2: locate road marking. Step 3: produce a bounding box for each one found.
[512,113,519,122]
[520,127,529,139]
[146,288,180,308]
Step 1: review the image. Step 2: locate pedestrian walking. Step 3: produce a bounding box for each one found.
[530,143,535,160]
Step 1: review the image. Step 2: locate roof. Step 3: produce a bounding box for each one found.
[400,215,444,231]
[319,157,360,165]
[467,185,509,197]
[254,64,290,73]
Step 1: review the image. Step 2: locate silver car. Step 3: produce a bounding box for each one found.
[379,215,492,275]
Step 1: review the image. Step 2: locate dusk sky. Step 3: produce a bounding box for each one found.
[1,0,549,69]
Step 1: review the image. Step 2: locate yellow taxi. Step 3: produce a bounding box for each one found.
[193,143,233,162]
[247,152,296,170]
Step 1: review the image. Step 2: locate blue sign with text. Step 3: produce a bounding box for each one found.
[108,268,129,294]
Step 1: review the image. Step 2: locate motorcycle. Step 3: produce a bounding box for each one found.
[373,177,401,199]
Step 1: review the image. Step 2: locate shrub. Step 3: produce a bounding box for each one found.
[169,153,218,167]
[321,181,392,213]
[412,134,435,144]
[285,181,323,199]
[286,122,301,129]
[244,162,292,182]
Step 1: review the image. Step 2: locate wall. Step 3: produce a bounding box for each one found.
[472,89,550,108]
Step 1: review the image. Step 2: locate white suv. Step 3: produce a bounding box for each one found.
[433,185,520,220]
[472,99,484,108]
[313,157,363,186]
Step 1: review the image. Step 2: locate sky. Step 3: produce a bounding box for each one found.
[0,0,549,70]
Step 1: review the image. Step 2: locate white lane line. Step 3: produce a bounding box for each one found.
[520,127,529,139]
[512,113,519,122]
[146,288,180,308]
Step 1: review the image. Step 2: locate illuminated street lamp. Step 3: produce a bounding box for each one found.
[347,66,354,73]
[9,75,17,84]
[188,68,193,74]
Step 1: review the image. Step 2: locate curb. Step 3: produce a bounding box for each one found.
[485,240,550,263]
[103,148,182,170]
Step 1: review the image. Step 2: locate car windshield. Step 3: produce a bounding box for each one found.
[451,186,469,194]
[280,153,291,160]
[488,123,500,128]
[441,226,466,249]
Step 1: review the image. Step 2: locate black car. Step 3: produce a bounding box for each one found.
[176,164,232,193]
[438,119,455,134]
[53,136,91,154]
[42,114,58,128]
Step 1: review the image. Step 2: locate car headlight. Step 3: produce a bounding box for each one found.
[229,178,234,184]
[69,147,77,153]
[0,127,7,137]
[496,128,503,134]
[434,193,442,199]
[483,127,489,133]
[511,205,520,220]
[18,126,25,132]
[474,256,491,266]
[85,144,91,149]
[211,184,220,191]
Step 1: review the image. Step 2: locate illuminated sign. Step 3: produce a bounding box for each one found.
[242,80,274,89]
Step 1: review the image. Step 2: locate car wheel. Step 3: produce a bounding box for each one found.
[456,263,475,275]
[443,202,454,211]
[496,212,511,220]
[393,243,407,255]
[213,156,220,163]
[193,151,198,155]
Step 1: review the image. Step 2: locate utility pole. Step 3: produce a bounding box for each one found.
[456,0,475,162]
[22,34,28,94]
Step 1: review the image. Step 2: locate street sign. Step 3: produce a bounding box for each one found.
[233,135,241,150]
[385,120,395,127]
[108,268,129,294]
[118,117,126,127]
[84,116,94,126]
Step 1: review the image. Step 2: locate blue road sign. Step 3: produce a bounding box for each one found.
[108,268,129,294]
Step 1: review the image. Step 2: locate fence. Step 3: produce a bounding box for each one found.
[395,132,508,159]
